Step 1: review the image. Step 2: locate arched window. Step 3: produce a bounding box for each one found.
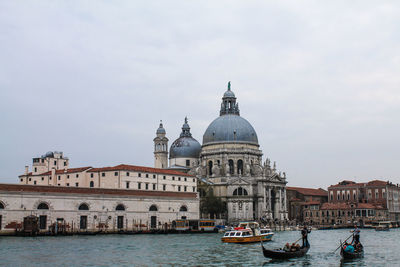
[78,203,89,210]
[0,202,4,209]
[37,203,49,210]
[90,181,94,188]
[116,204,125,211]
[237,160,243,175]
[208,161,213,176]
[233,187,248,196]
[179,206,188,212]
[228,160,234,175]
[149,205,158,211]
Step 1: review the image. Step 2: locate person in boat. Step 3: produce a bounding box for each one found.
[301,225,311,247]
[354,242,363,252]
[343,242,355,253]
[283,243,290,252]
[351,225,360,245]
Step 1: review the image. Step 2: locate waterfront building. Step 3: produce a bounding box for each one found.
[304,180,400,226]
[0,184,198,234]
[286,187,328,223]
[157,82,288,223]
[19,153,197,194]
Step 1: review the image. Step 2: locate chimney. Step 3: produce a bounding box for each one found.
[25,166,29,175]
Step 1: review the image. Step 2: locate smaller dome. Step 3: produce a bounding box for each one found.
[170,117,201,159]
[156,121,166,134]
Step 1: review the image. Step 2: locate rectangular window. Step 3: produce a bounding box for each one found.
[186,160,190,166]
[39,215,47,230]
[146,174,149,178]
[178,185,181,192]
[54,160,57,166]
[34,167,37,172]
[58,176,61,180]
[153,184,156,190]
[163,184,166,191]
[102,173,105,177]
[184,186,187,192]
[145,184,149,190]
[163,176,166,180]
[172,177,175,180]
[126,172,129,176]
[193,187,196,192]
[67,175,70,179]
[41,177,44,181]
[90,173,94,178]
[64,162,67,166]
[193,178,195,182]
[184,177,187,182]
[34,181,37,185]
[138,183,141,189]
[153,174,156,179]
[126,182,130,189]
[29,178,31,181]
[178,177,181,181]
[76,174,79,178]
[138,173,141,177]
[57,184,60,186]
[114,172,118,176]
[66,183,69,186]
[80,216,87,229]
[117,216,124,229]
[75,183,79,187]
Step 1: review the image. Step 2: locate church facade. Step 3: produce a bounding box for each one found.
[155,82,288,223]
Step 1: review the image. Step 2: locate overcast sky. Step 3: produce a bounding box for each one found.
[1,1,399,188]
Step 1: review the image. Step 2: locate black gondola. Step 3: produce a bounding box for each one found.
[261,243,310,259]
[340,244,363,259]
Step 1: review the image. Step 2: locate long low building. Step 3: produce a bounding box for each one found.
[0,184,199,234]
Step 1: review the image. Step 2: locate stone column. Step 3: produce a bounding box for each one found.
[263,185,267,211]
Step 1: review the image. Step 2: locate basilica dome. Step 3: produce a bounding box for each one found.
[202,82,259,146]
[170,118,201,158]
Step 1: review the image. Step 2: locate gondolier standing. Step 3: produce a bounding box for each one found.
[301,225,311,247]
[352,225,360,244]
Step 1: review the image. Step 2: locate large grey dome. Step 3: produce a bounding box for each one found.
[203,114,258,145]
[170,117,201,158]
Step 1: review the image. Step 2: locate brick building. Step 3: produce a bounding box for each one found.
[286,187,328,223]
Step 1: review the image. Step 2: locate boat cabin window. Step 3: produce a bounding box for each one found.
[235,232,242,236]
[242,232,251,236]
[224,232,230,237]
[229,232,236,236]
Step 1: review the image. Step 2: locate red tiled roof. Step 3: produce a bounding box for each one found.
[0,183,197,199]
[88,164,193,176]
[366,180,388,187]
[286,187,328,197]
[321,202,351,210]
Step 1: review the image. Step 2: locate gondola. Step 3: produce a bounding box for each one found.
[261,243,310,259]
[340,244,363,259]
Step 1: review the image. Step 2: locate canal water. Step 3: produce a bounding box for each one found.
[0,228,399,266]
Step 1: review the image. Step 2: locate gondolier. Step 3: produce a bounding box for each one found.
[301,225,311,248]
[351,225,360,244]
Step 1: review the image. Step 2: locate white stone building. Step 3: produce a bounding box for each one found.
[0,184,198,234]
[156,82,288,223]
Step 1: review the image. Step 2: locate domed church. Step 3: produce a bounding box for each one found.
[154,82,288,223]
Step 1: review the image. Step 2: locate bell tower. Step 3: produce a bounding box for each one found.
[154,121,169,169]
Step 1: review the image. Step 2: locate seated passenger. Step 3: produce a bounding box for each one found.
[283,243,290,252]
[344,244,354,253]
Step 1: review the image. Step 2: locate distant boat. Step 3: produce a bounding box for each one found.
[375,221,390,231]
[221,222,273,244]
